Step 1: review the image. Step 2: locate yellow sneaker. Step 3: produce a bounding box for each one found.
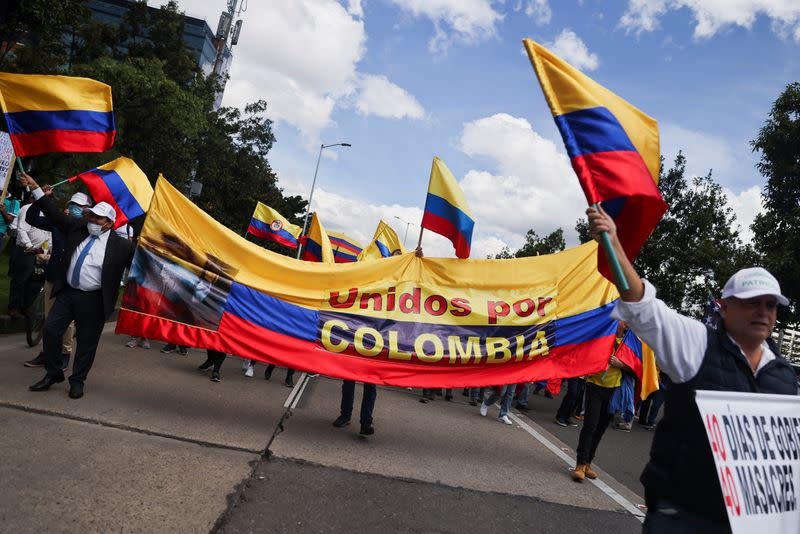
[572,463,586,482]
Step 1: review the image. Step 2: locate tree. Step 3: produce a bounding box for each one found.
[751,82,800,326]
[494,228,566,259]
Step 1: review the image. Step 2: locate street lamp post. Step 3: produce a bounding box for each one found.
[297,142,351,259]
[394,216,412,247]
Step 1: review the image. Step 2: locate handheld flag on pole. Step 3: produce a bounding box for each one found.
[359,220,405,261]
[327,230,363,263]
[420,157,474,259]
[247,202,301,248]
[523,39,666,287]
[640,343,659,400]
[300,212,334,263]
[0,73,115,157]
[70,157,152,229]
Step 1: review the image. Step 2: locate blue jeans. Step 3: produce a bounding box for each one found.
[469,387,484,401]
[484,385,515,417]
[340,381,377,425]
[514,383,530,407]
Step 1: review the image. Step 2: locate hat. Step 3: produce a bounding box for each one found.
[87,201,116,223]
[68,192,91,207]
[721,267,789,306]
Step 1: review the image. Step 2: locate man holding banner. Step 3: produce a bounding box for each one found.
[587,205,797,533]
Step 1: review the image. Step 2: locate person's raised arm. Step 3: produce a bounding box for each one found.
[18,173,74,233]
[586,204,644,302]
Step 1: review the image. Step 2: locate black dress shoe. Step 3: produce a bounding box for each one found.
[359,424,375,435]
[24,353,47,367]
[332,416,350,428]
[29,374,65,391]
[68,382,84,399]
[284,376,294,388]
[197,359,213,371]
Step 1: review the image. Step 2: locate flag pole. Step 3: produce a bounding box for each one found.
[416,227,424,250]
[592,202,629,292]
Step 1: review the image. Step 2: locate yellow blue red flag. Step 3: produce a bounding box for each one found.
[421,157,474,259]
[0,73,115,157]
[328,230,363,263]
[247,202,301,248]
[301,212,334,263]
[69,157,151,229]
[523,39,667,280]
[359,220,405,261]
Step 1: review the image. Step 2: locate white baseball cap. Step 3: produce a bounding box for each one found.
[721,267,789,306]
[69,192,91,207]
[87,201,116,223]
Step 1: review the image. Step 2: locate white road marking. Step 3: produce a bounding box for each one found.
[508,411,646,523]
[283,373,309,409]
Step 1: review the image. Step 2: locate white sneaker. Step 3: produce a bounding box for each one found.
[499,415,513,425]
[479,402,489,417]
[125,338,138,348]
[141,339,150,349]
[242,359,251,371]
[244,365,254,378]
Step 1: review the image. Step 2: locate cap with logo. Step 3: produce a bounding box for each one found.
[87,201,116,223]
[68,192,92,207]
[721,267,789,306]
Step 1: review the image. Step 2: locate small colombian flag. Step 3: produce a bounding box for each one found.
[300,212,334,263]
[327,230,363,263]
[421,157,474,259]
[70,157,152,229]
[359,220,405,261]
[0,73,115,157]
[247,202,301,248]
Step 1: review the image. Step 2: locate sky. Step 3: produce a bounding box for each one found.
[156,0,800,257]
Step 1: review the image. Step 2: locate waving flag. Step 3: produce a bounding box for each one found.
[247,202,301,248]
[300,212,333,263]
[359,220,405,261]
[328,230,363,263]
[614,328,643,380]
[421,157,474,259]
[70,157,151,229]
[523,39,667,280]
[0,73,115,157]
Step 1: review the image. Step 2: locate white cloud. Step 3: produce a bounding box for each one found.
[388,0,504,53]
[525,0,552,25]
[620,0,800,40]
[459,113,586,245]
[355,75,426,120]
[660,122,735,178]
[544,29,599,71]
[347,0,365,18]
[724,186,762,243]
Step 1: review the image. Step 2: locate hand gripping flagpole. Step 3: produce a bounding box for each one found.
[592,202,629,292]
[16,157,73,188]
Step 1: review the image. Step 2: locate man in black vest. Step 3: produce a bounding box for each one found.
[20,173,135,400]
[587,205,797,533]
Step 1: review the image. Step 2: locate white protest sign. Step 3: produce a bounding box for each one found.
[696,390,800,534]
[0,132,14,201]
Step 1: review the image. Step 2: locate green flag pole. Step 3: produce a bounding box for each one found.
[17,157,72,188]
[592,203,629,292]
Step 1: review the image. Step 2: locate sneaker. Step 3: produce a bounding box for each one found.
[499,415,512,425]
[566,417,579,427]
[307,373,319,378]
[479,402,489,417]
[141,339,150,349]
[469,399,478,406]
[61,354,70,371]
[572,464,586,482]
[125,338,138,348]
[359,424,375,435]
[178,347,188,356]
[161,344,177,354]
[643,423,656,431]
[615,422,632,432]
[333,415,350,428]
[554,417,568,427]
[584,465,599,480]
[244,365,254,378]
[210,371,221,382]
[242,359,251,371]
[284,376,294,388]
[197,359,213,371]
[24,353,47,367]
[516,404,530,412]
[264,367,273,380]
[574,414,585,421]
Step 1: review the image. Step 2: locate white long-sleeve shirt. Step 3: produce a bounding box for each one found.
[14,203,51,250]
[611,280,777,384]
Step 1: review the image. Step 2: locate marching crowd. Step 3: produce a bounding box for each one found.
[2,173,799,534]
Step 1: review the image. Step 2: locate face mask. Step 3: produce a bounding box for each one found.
[87,222,105,236]
[68,205,84,219]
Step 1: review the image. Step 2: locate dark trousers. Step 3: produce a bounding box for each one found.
[207,350,226,371]
[340,381,377,426]
[8,244,35,311]
[576,383,615,465]
[639,389,665,426]
[556,377,585,420]
[643,500,732,534]
[266,364,294,379]
[43,287,104,386]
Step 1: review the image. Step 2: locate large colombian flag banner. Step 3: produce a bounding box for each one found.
[523,39,667,280]
[247,201,301,248]
[421,157,474,259]
[117,178,627,387]
[0,73,115,157]
[328,230,363,263]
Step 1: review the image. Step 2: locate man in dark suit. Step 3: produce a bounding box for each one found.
[20,173,135,399]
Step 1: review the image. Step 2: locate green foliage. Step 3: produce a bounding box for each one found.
[494,228,566,259]
[751,82,800,325]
